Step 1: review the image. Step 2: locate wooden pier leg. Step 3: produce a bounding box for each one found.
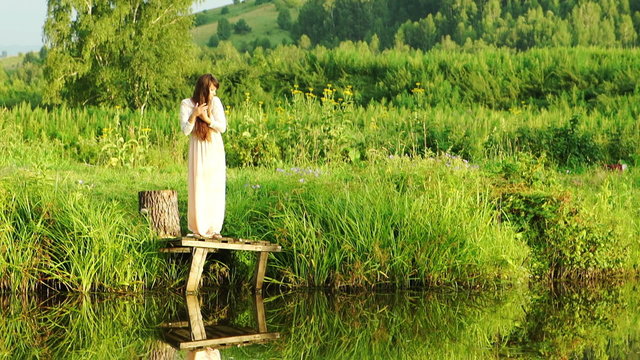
[254,251,269,291]
[186,248,208,294]
[186,295,206,341]
[254,292,267,333]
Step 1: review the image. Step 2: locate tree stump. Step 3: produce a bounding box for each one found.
[138,190,181,238]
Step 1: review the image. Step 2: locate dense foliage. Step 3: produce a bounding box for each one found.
[42,0,197,109]
[294,0,640,49]
[5,43,640,114]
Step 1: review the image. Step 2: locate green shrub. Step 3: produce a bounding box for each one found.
[492,156,626,278]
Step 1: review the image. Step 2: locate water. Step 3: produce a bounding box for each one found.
[2,282,639,359]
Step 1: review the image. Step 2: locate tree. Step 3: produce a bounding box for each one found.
[396,15,439,50]
[208,34,220,47]
[512,7,558,49]
[277,8,293,30]
[571,2,607,46]
[43,0,195,109]
[251,37,272,50]
[218,18,232,40]
[551,19,572,46]
[293,0,330,44]
[333,0,375,42]
[221,6,230,15]
[233,19,252,34]
[618,14,638,46]
[481,0,502,43]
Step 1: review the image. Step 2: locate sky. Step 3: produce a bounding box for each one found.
[0,0,233,56]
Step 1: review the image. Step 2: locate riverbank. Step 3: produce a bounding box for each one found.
[1,157,637,292]
[1,91,638,292]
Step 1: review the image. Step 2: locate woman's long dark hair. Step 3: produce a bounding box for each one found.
[190,74,220,141]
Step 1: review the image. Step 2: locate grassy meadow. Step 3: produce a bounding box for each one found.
[191,2,297,48]
[1,43,639,293]
[1,57,639,293]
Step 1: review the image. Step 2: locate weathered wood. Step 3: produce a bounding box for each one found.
[159,247,191,253]
[186,295,206,341]
[185,248,208,294]
[160,293,281,352]
[255,293,267,333]
[178,333,281,350]
[173,328,192,340]
[138,190,181,238]
[254,252,269,291]
[161,234,281,292]
[172,239,282,252]
[162,331,186,348]
[213,325,253,336]
[159,321,191,328]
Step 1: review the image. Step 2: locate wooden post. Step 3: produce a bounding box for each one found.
[186,248,208,294]
[186,295,206,341]
[138,190,181,238]
[254,293,267,333]
[254,252,269,291]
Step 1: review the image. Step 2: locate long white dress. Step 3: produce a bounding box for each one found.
[179,97,227,237]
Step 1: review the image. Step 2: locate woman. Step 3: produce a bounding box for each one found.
[179,74,227,239]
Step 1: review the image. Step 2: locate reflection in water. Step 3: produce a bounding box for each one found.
[257,289,529,359]
[498,282,640,359]
[1,283,639,359]
[157,293,279,358]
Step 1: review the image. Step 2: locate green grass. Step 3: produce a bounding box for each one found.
[0,156,531,292]
[192,2,298,47]
[1,84,638,292]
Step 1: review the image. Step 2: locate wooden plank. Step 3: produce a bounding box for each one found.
[173,239,282,252]
[159,321,189,328]
[163,330,187,346]
[160,318,228,329]
[159,247,191,253]
[179,333,280,350]
[185,235,260,243]
[212,325,253,336]
[174,328,192,339]
[203,326,230,338]
[185,248,208,294]
[254,252,269,290]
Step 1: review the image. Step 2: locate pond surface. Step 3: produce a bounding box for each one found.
[2,282,639,359]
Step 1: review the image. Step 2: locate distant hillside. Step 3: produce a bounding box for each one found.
[192,0,300,50]
[0,55,25,73]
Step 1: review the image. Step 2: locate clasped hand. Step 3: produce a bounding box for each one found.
[192,102,209,118]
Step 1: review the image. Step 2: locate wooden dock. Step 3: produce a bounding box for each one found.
[160,235,283,294]
[160,293,280,351]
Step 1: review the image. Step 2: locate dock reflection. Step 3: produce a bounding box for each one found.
[159,293,280,355]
